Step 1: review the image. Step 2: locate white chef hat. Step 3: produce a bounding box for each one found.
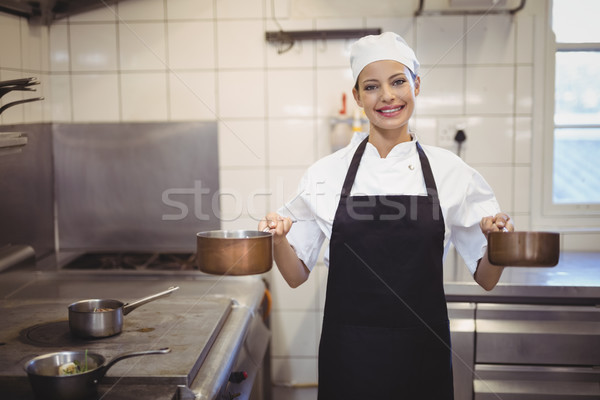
[350,32,420,83]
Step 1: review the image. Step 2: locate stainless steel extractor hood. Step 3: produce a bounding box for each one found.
[0,0,120,23]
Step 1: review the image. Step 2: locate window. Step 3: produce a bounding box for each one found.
[552,0,600,205]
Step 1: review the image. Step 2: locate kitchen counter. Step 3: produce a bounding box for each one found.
[443,251,600,305]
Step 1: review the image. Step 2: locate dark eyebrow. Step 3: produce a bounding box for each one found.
[361,78,379,85]
[390,73,408,80]
[360,72,408,86]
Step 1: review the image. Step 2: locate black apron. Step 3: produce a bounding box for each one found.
[318,137,454,399]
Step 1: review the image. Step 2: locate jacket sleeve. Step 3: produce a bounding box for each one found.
[277,171,327,271]
[449,168,502,275]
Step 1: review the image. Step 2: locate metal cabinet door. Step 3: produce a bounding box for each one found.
[474,364,600,400]
[449,302,476,400]
[476,303,600,365]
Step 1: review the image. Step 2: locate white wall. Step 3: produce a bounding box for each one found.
[0,13,48,124]
[1,1,597,399]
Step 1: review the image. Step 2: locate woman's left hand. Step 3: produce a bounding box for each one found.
[480,212,514,235]
[475,212,513,291]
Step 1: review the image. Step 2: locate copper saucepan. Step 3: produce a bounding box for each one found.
[196,230,273,275]
[487,231,560,267]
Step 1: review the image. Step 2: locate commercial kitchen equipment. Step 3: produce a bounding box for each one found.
[0,121,271,399]
[0,265,271,400]
[444,251,600,400]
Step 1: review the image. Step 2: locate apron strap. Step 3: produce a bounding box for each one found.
[340,136,369,197]
[416,141,441,205]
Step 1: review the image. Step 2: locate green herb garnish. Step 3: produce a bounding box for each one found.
[58,350,90,375]
[70,350,89,374]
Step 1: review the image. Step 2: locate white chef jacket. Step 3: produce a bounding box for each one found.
[278,131,501,275]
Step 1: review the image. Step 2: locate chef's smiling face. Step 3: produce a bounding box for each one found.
[352,60,420,136]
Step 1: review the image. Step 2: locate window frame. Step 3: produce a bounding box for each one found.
[532,2,600,230]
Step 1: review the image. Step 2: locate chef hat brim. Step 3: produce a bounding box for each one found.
[350,32,420,83]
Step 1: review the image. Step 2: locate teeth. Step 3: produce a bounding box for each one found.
[380,107,403,113]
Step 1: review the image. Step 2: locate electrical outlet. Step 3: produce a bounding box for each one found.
[437,120,466,151]
[438,125,456,149]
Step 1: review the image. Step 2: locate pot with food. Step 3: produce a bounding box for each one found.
[68,286,179,338]
[24,348,170,400]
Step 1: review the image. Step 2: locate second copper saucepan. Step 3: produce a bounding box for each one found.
[487,231,560,267]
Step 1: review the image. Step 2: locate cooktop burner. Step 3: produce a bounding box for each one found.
[19,320,77,347]
[62,252,197,271]
[19,320,160,348]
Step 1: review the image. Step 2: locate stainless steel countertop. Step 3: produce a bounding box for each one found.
[443,251,600,305]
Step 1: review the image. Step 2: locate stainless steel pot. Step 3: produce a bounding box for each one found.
[24,347,170,400]
[487,231,560,267]
[196,230,273,275]
[68,286,179,338]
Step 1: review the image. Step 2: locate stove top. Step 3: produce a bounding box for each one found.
[0,268,270,400]
[61,252,197,271]
[0,296,232,386]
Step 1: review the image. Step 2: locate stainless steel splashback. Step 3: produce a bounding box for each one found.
[54,122,220,252]
[0,123,54,261]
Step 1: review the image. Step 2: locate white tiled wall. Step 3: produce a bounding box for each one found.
[0,13,48,125]
[1,1,595,399]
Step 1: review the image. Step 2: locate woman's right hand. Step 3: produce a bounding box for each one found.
[259,213,308,288]
[258,213,295,245]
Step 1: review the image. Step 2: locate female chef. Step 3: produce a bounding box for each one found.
[259,32,513,399]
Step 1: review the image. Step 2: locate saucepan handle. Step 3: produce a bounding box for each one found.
[103,348,171,374]
[122,286,179,315]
